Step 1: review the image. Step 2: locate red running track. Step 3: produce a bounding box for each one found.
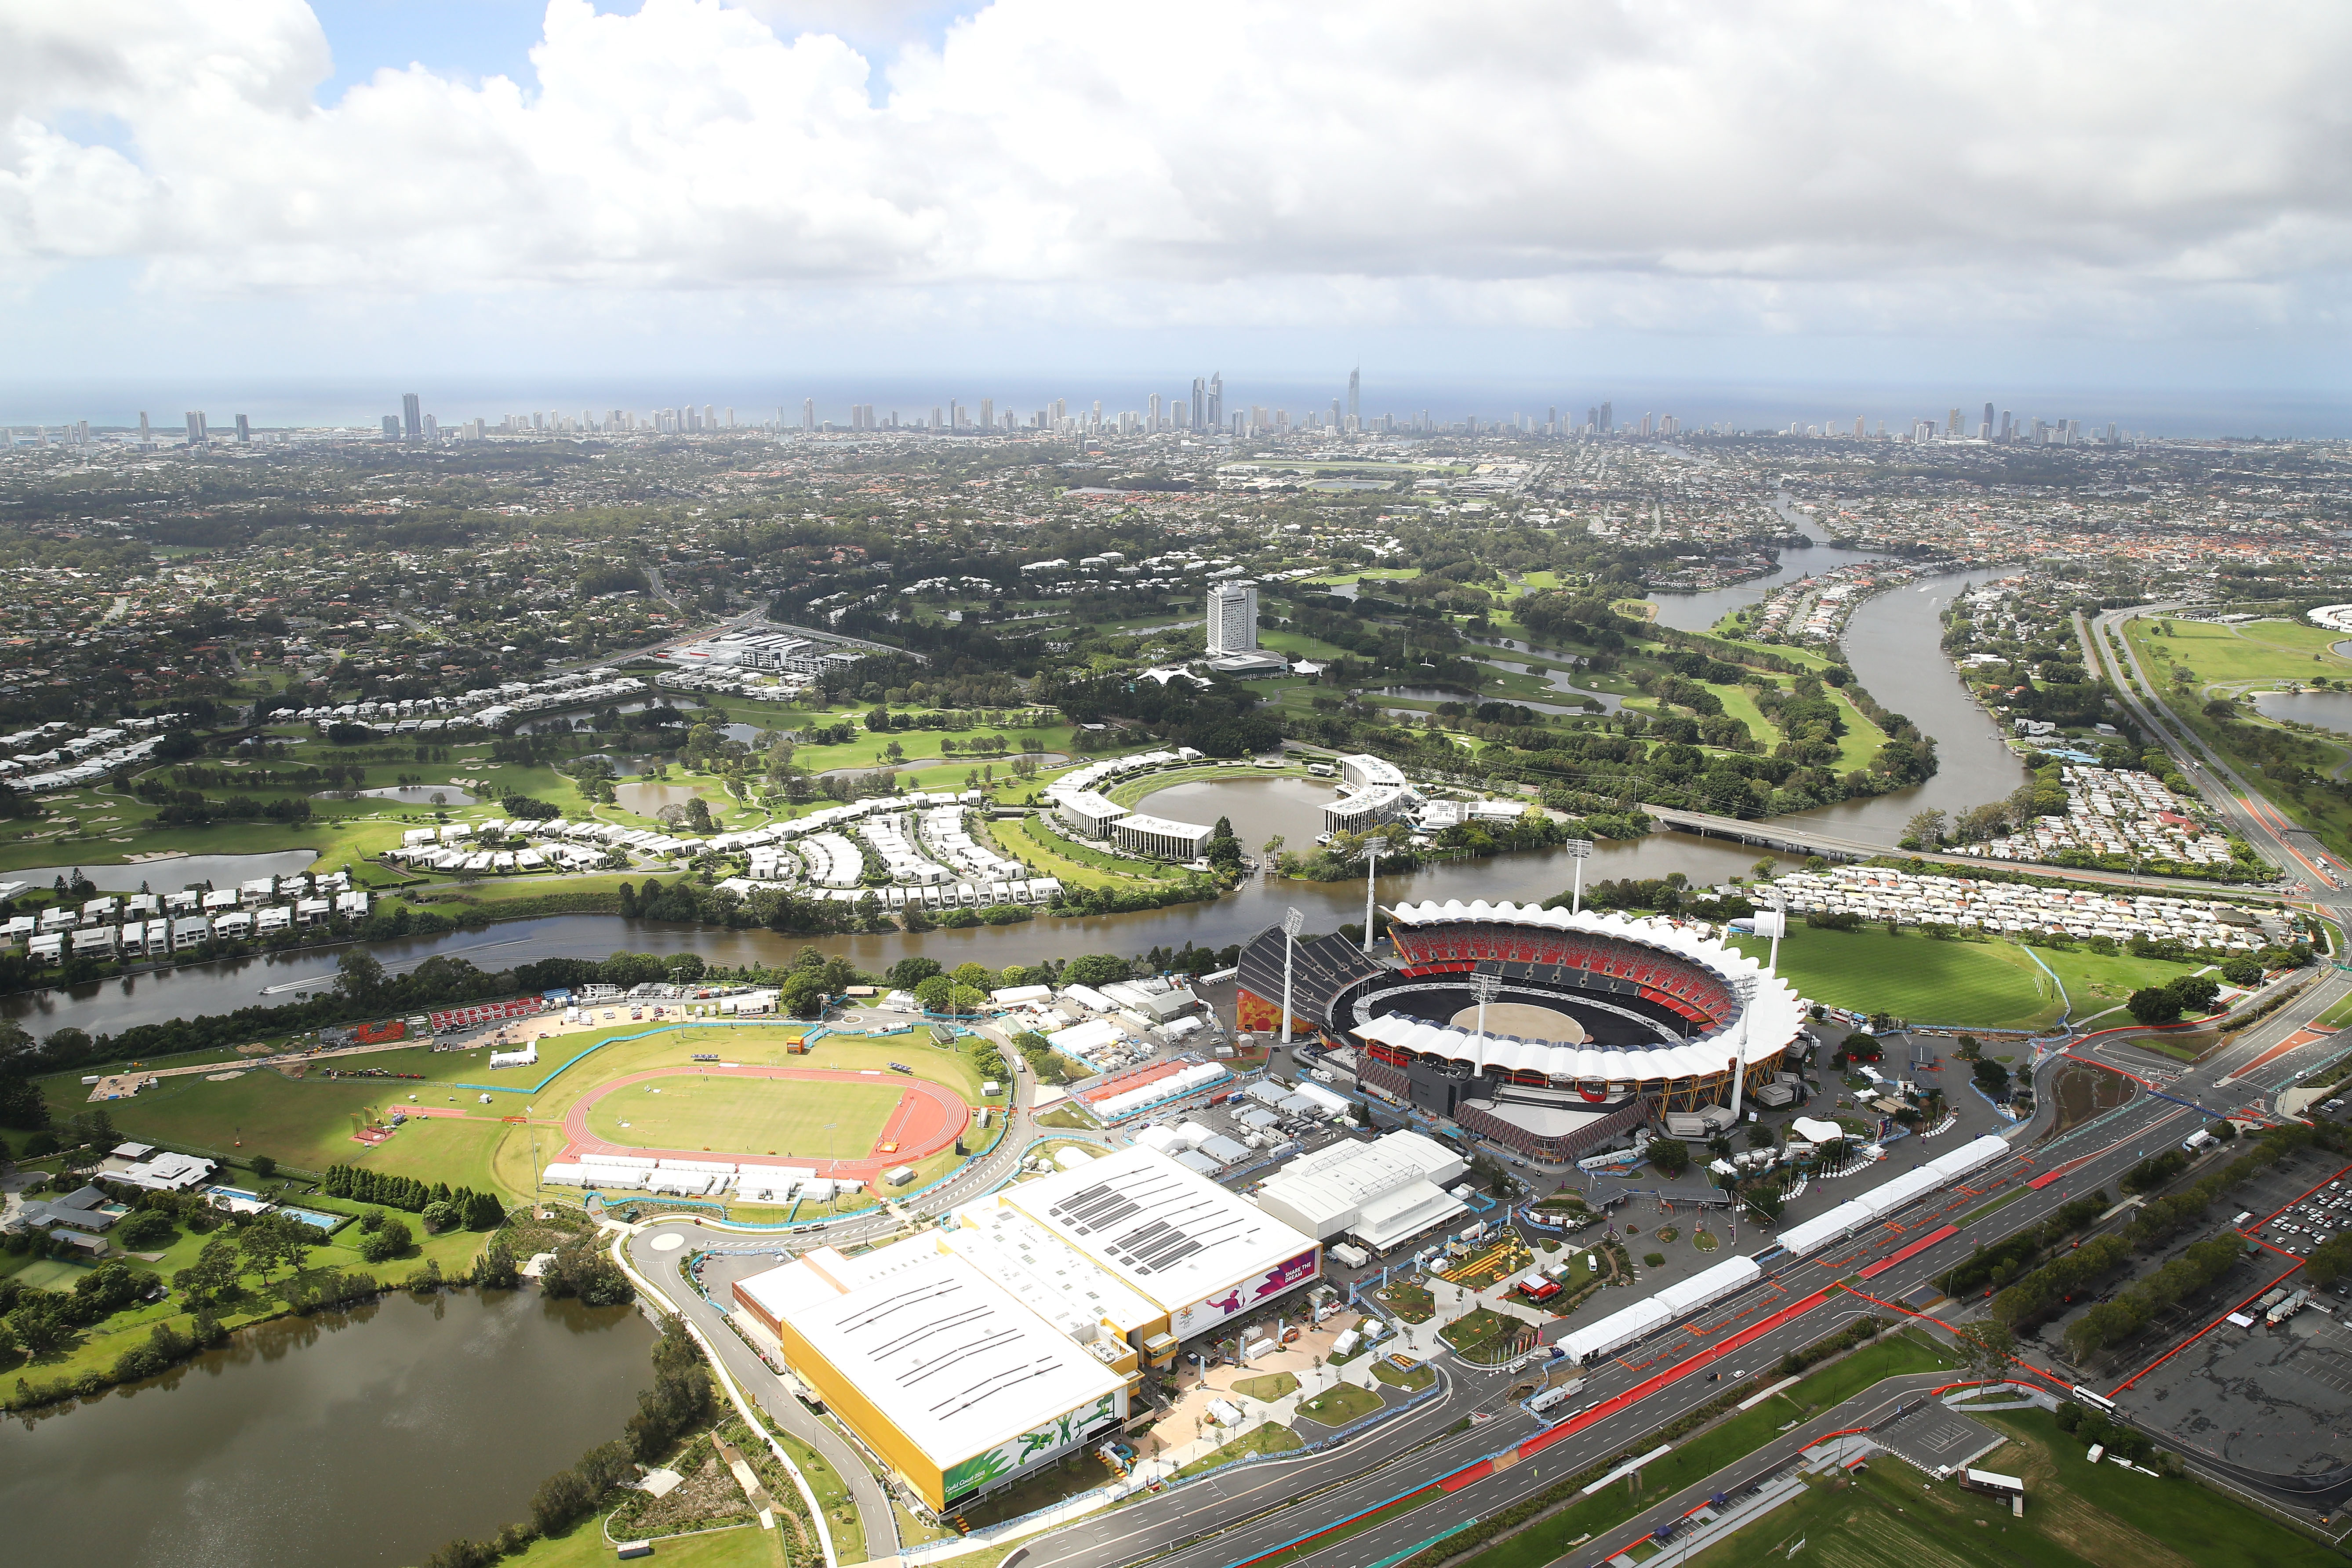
[559,1065,969,1182]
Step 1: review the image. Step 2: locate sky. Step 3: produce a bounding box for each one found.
[4,2,2351,430]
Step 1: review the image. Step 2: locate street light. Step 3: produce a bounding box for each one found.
[1280,907,1305,1047]
[1564,838,1593,915]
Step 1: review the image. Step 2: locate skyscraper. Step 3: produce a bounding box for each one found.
[1207,372,1223,429]
[1347,367,1360,421]
[185,411,206,446]
[137,412,150,447]
[381,415,400,439]
[1599,401,1613,433]
[235,414,251,444]
[1206,580,1258,656]
[1981,401,1995,440]
[981,397,994,430]
[802,398,814,430]
[1190,377,1205,430]
[1148,393,1160,430]
[402,393,421,440]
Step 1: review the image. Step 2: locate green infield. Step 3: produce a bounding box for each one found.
[1726,925,2202,1030]
[582,1074,915,1161]
[2130,614,2352,689]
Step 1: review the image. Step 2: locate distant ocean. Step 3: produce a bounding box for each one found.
[6,376,2350,441]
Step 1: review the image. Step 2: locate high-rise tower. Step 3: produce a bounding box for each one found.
[402,393,422,440]
[1347,367,1360,421]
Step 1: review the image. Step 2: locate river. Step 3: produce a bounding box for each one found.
[1779,567,2029,841]
[1,1288,654,1568]
[1646,490,1901,633]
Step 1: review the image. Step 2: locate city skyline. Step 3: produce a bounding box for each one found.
[5,4,2349,400]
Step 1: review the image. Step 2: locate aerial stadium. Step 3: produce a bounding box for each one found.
[1236,899,1811,1163]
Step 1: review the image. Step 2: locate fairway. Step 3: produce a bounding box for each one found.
[580,1073,912,1162]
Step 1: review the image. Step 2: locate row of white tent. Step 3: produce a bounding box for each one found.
[540,1150,864,1202]
[1558,1134,2011,1364]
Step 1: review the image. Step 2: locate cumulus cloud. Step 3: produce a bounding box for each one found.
[2,0,2348,338]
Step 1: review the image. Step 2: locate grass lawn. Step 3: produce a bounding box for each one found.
[1371,1358,1436,1391]
[2130,615,2352,687]
[1232,1370,1300,1401]
[999,814,1180,885]
[1373,1280,1436,1322]
[582,1075,916,1161]
[1295,1382,1384,1426]
[1827,688,1889,771]
[1174,1419,1303,1478]
[1727,927,2054,1028]
[1446,1332,1957,1568]
[1699,680,1787,752]
[507,1521,781,1568]
[2028,946,2207,1014]
[1034,1103,1097,1130]
[2318,992,2352,1030]
[1682,1405,2337,1568]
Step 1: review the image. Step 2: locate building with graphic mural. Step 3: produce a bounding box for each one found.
[732,1144,1320,1513]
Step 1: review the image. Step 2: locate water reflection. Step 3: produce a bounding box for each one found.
[0,1288,653,1568]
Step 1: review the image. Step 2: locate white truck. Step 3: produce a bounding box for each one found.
[1330,1242,1372,1268]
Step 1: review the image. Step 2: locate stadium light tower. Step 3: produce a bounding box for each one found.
[1280,906,1305,1047]
[1565,838,1594,914]
[1756,889,1788,976]
[1727,975,1757,1119]
[1470,970,1501,1074]
[1360,838,1384,953]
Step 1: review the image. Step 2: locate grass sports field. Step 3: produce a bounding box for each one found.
[2129,614,2352,690]
[1727,926,2202,1030]
[580,1075,916,1162]
[41,1021,988,1204]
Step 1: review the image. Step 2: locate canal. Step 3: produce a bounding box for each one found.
[0,1288,654,1568]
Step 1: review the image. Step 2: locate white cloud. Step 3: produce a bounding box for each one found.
[2,0,2349,343]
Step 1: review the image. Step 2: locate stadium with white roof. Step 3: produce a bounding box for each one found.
[1236,899,1810,1162]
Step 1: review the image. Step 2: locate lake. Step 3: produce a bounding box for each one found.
[5,850,321,894]
[2252,691,2352,735]
[0,1287,654,1568]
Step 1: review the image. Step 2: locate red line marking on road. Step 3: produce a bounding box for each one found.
[1858,1224,1958,1280]
[1512,1288,1838,1464]
[2026,1168,2065,1190]
[2232,1030,2331,1082]
[2110,1263,2304,1396]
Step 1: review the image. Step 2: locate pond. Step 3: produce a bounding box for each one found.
[613,781,708,816]
[5,850,321,894]
[0,1287,655,1568]
[2251,690,2352,735]
[325,784,481,806]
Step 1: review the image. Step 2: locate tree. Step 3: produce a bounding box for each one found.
[1648,1138,1691,1177]
[886,956,943,991]
[1954,1034,1981,1061]
[251,1155,277,1179]
[357,1214,413,1264]
[913,975,954,1011]
[2221,955,2265,987]
[2127,986,2183,1026]
[336,947,387,1003]
[1954,1320,2015,1386]
[781,971,828,1019]
[951,962,993,990]
[175,1233,244,1308]
[1063,953,1129,987]
[1903,809,1948,848]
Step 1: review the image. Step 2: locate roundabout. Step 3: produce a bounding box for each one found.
[559,1064,971,1182]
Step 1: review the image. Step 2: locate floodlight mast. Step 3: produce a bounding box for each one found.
[1565,838,1594,915]
[1361,839,1384,953]
[1470,970,1501,1075]
[1280,907,1305,1047]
